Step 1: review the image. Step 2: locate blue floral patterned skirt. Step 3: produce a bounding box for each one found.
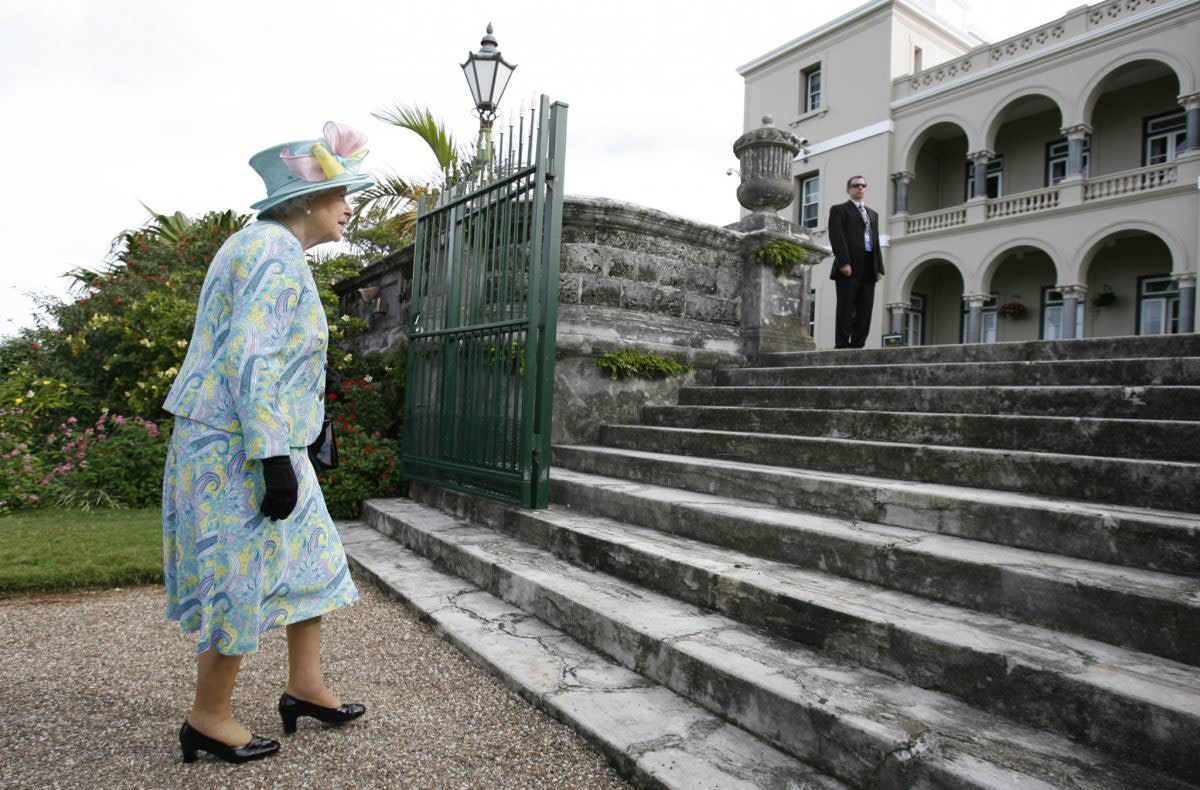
[162,417,358,655]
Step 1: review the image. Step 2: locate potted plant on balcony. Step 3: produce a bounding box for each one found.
[1093,286,1116,308]
[997,301,1027,319]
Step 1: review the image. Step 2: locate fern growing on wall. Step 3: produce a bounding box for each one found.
[596,350,692,381]
[753,239,811,277]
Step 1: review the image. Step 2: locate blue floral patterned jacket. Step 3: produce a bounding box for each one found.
[163,222,328,459]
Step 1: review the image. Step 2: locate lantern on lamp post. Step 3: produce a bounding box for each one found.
[461,23,517,154]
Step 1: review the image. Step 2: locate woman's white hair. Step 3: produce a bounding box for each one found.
[257,192,322,223]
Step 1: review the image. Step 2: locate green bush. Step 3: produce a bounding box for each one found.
[318,375,404,518]
[596,350,692,381]
[49,210,248,420]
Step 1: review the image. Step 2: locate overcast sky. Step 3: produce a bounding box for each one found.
[0,0,1084,338]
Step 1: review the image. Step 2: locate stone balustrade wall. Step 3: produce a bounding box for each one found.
[335,194,826,443]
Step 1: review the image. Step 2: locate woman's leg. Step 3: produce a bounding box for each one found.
[188,648,251,746]
[284,616,340,707]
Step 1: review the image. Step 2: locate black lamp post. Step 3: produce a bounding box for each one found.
[461,23,516,143]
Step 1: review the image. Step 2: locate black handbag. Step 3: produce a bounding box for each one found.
[309,417,339,471]
[310,364,342,471]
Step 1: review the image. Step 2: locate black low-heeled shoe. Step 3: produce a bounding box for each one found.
[179,721,280,764]
[278,692,366,734]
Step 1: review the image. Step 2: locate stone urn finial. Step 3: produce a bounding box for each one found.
[733,116,803,216]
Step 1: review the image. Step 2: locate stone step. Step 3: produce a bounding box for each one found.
[596,424,1200,512]
[338,522,842,790]
[359,496,1197,789]
[410,484,1200,783]
[640,405,1200,462]
[757,334,1200,368]
[717,357,1200,388]
[677,384,1200,421]
[547,468,1199,663]
[551,445,1200,577]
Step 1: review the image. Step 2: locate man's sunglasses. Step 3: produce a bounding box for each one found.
[849,183,867,189]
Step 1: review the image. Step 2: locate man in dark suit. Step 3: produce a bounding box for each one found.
[828,175,885,348]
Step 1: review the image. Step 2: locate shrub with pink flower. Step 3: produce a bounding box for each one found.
[0,409,167,514]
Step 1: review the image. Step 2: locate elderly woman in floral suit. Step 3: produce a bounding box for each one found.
[161,122,370,764]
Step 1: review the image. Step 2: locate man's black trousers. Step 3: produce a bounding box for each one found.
[834,260,877,348]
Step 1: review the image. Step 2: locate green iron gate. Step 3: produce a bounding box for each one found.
[402,96,568,508]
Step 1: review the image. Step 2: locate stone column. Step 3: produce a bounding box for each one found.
[1180,93,1200,153]
[963,293,988,344]
[1173,273,1196,333]
[1060,124,1091,179]
[728,117,822,355]
[887,302,908,336]
[967,150,994,199]
[1059,284,1086,340]
[891,171,914,214]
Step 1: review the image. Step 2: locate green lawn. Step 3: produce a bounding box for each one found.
[0,508,162,593]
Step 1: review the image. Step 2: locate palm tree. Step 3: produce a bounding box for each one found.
[350,104,467,238]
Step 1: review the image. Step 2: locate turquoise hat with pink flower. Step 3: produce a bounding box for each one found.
[248,121,374,212]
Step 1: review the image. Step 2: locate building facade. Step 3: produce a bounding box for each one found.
[740,0,1199,348]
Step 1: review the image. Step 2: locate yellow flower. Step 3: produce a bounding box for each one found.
[14,397,23,404]
[41,379,51,385]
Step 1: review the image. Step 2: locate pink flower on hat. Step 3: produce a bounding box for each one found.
[280,122,369,182]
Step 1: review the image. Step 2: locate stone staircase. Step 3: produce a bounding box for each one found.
[342,334,1200,789]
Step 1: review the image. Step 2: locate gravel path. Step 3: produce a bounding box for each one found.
[0,576,630,789]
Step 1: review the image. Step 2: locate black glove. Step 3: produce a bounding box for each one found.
[260,455,299,521]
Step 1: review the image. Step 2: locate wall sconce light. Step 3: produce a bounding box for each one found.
[357,286,388,316]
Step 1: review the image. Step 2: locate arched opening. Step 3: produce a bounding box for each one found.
[907,123,969,214]
[907,260,964,345]
[1083,231,1175,337]
[984,246,1058,342]
[988,95,1065,193]
[1089,60,1183,176]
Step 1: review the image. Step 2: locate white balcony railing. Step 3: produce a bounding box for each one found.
[1083,162,1177,201]
[903,161,1183,236]
[987,186,1060,219]
[905,205,967,235]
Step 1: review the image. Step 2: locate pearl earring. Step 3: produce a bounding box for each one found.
[305,208,312,215]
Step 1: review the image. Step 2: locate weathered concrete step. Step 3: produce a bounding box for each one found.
[641,405,1200,461]
[678,384,1200,422]
[718,357,1200,388]
[757,334,1200,367]
[410,484,1200,783]
[597,424,1200,513]
[360,497,1196,789]
[338,522,840,790]
[548,467,1200,663]
[552,444,1200,576]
